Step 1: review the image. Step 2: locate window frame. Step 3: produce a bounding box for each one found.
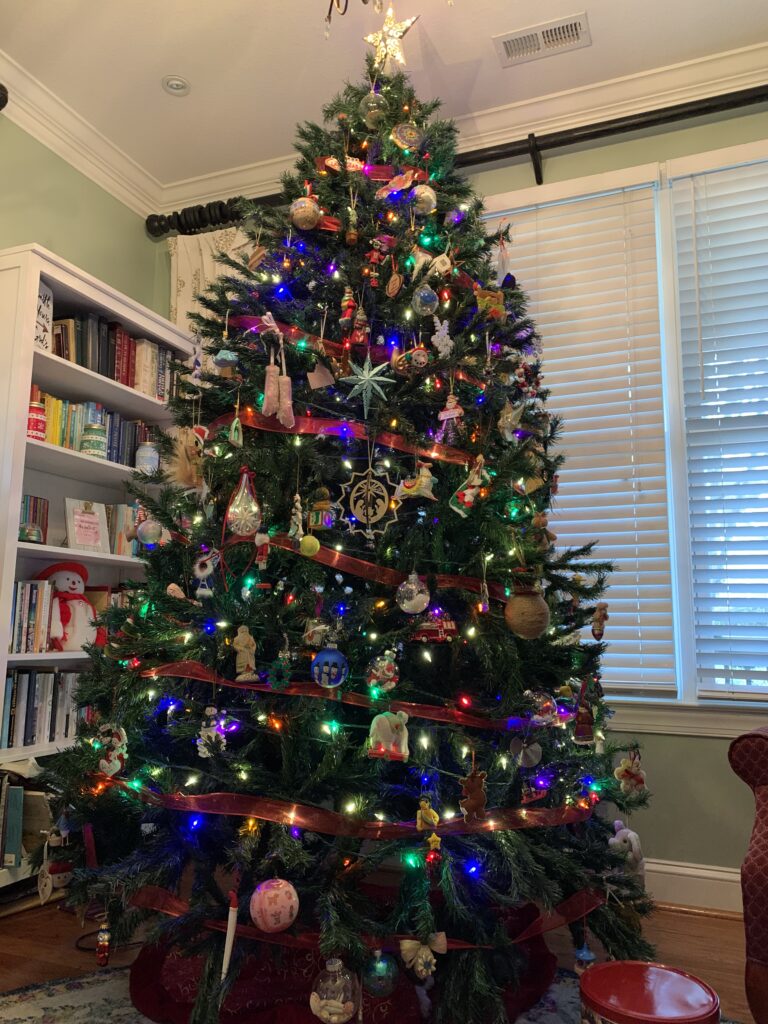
[483,139,768,735]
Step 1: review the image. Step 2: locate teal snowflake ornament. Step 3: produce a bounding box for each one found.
[340,354,396,418]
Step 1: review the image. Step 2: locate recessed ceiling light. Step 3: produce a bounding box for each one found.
[162,75,191,97]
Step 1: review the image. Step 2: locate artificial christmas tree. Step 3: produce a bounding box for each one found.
[44,22,653,1024]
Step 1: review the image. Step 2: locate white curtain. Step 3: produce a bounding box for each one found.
[167,227,251,329]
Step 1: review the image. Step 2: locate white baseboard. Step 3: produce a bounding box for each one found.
[645,858,742,913]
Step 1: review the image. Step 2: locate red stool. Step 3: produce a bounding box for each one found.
[580,962,720,1024]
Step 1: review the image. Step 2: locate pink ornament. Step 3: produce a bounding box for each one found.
[249,878,300,933]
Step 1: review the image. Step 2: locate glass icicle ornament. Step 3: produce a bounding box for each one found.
[225,467,262,536]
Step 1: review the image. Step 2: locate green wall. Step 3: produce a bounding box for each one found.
[466,107,768,873]
[0,118,168,314]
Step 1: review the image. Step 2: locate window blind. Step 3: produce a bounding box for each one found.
[672,161,768,696]
[489,188,675,690]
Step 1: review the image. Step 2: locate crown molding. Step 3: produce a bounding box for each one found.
[2,41,767,218]
[0,48,161,217]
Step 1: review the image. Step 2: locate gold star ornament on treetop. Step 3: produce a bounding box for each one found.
[364,5,419,69]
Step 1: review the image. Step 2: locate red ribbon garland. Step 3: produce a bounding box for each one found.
[141,660,573,734]
[207,407,474,466]
[314,158,429,183]
[98,775,591,838]
[130,885,603,952]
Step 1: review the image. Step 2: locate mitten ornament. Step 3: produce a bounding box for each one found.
[262,350,280,417]
[277,357,295,428]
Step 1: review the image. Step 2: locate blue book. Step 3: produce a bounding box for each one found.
[0,675,13,748]
[3,786,23,867]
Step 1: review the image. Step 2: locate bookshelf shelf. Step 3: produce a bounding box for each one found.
[6,652,90,667]
[25,439,136,486]
[16,542,144,569]
[0,739,66,762]
[33,350,175,425]
[0,862,33,888]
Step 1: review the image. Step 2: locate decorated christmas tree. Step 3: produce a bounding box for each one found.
[45,18,653,1024]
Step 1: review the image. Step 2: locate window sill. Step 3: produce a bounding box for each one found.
[607,697,768,739]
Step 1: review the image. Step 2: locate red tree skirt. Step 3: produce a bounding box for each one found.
[129,904,556,1024]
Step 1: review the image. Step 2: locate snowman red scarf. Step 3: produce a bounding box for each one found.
[34,561,107,651]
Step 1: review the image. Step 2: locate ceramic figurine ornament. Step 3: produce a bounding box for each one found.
[416,796,439,831]
[459,764,488,824]
[97,723,128,776]
[394,460,437,501]
[449,455,491,518]
[435,392,465,444]
[34,562,106,652]
[288,493,305,541]
[368,710,410,760]
[233,625,258,681]
[608,819,646,881]
[197,705,226,758]
[365,649,399,691]
[592,602,609,640]
[430,316,454,358]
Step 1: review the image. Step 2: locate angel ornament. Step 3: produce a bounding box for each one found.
[435,392,465,445]
[233,625,258,681]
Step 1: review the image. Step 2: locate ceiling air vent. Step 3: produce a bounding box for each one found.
[493,13,592,68]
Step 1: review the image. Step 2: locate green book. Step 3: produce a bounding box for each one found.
[2,786,23,867]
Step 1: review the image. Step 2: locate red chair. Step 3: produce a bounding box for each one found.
[729,726,768,1024]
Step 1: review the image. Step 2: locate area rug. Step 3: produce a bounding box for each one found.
[0,968,740,1024]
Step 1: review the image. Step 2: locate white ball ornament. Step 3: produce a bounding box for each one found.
[249,878,299,933]
[396,572,430,614]
[290,196,321,231]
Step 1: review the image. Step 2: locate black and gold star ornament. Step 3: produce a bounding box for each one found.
[364,5,419,68]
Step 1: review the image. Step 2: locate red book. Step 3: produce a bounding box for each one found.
[118,327,131,384]
[113,325,124,383]
[128,337,137,391]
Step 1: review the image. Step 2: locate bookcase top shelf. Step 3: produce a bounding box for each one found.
[16,542,146,570]
[25,439,136,487]
[6,652,91,667]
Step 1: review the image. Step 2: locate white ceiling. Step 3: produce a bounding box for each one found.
[1,0,767,211]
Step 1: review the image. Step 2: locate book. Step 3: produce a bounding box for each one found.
[49,672,60,742]
[107,322,118,379]
[2,786,24,867]
[35,673,54,746]
[0,774,9,863]
[12,674,29,748]
[1,675,13,748]
[98,317,109,377]
[22,791,52,857]
[23,672,38,745]
[6,674,20,751]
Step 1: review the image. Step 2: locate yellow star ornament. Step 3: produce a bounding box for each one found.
[426,832,442,852]
[364,5,419,69]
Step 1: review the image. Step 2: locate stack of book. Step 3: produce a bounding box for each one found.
[0,670,82,753]
[106,504,140,557]
[19,495,49,544]
[0,767,55,870]
[32,386,153,466]
[8,580,53,654]
[50,315,178,401]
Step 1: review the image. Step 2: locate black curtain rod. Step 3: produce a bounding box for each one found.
[145,82,768,238]
[0,83,8,113]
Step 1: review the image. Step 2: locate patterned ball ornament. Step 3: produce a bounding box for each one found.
[311,645,350,689]
[504,586,550,639]
[290,195,321,231]
[396,573,430,614]
[411,184,437,216]
[249,878,299,933]
[362,950,400,998]
[411,284,439,317]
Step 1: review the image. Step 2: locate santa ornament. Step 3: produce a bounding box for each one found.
[35,562,106,652]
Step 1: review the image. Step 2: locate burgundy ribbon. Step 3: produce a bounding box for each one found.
[207,407,474,466]
[130,885,603,952]
[142,660,571,734]
[98,775,591,838]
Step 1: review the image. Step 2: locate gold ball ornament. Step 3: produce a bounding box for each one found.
[504,587,550,639]
[290,196,322,231]
[299,534,321,558]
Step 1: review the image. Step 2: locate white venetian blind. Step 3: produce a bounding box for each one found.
[672,161,768,696]
[489,187,675,691]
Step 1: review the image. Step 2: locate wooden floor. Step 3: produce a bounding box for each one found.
[0,902,753,1022]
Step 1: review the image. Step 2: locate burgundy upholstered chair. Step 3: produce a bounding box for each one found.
[729,725,768,1024]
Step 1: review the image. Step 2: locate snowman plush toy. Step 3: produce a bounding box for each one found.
[35,561,106,651]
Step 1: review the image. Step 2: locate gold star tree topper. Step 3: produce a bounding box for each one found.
[364,5,419,69]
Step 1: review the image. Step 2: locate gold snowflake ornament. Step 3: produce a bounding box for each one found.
[364,5,419,68]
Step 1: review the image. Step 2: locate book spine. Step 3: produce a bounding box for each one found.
[1,675,13,748]
[37,673,54,745]
[26,583,38,654]
[48,672,59,742]
[98,318,109,377]
[18,583,31,654]
[37,582,51,653]
[6,674,18,750]
[13,674,28,748]
[23,671,38,745]
[128,337,137,391]
[2,787,23,867]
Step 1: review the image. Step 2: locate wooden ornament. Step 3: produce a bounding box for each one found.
[504,586,550,639]
[386,270,403,298]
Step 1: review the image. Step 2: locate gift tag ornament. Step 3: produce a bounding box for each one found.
[310,958,360,1024]
[386,266,403,298]
[396,572,430,614]
[250,878,300,933]
[226,467,262,536]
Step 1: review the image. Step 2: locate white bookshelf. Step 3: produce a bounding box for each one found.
[0,244,192,788]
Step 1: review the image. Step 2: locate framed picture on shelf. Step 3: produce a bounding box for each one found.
[64,499,110,553]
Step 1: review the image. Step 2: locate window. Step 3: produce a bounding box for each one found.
[487,187,676,693]
[671,161,768,698]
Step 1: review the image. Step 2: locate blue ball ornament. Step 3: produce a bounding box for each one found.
[362,951,399,998]
[310,645,349,689]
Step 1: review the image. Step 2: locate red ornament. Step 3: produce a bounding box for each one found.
[96,924,111,967]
